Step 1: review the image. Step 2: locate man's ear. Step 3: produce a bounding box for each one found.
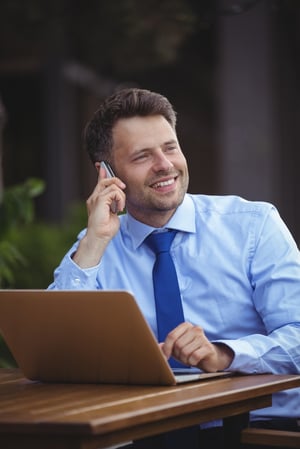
[95,162,101,173]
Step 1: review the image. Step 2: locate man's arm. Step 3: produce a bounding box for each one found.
[73,167,126,268]
[162,207,300,374]
[48,166,126,289]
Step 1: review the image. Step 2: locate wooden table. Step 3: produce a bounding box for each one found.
[0,369,299,449]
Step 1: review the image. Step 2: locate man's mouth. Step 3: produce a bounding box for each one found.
[151,178,176,189]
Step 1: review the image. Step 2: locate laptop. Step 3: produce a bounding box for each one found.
[0,290,232,385]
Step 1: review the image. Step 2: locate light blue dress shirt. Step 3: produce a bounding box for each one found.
[48,194,300,421]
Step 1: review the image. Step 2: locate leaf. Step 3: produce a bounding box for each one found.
[0,178,45,232]
[23,178,45,197]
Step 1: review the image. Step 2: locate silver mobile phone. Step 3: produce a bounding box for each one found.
[100,161,117,213]
[100,161,115,178]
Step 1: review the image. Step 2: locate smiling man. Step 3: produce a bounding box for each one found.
[110,115,189,226]
[48,88,300,449]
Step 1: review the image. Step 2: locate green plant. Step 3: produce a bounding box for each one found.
[0,178,45,287]
[6,202,87,289]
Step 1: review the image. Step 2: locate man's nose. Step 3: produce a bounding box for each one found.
[152,151,174,171]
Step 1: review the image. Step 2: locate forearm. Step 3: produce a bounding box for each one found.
[72,232,110,268]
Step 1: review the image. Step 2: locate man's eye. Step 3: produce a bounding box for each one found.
[133,154,148,162]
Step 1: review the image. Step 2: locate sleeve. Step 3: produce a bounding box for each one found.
[220,206,300,374]
[47,230,101,290]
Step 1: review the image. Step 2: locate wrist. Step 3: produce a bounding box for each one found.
[72,234,109,268]
[214,342,234,370]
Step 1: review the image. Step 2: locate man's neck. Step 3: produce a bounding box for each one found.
[127,208,177,229]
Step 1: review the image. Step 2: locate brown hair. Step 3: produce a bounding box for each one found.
[83,88,177,163]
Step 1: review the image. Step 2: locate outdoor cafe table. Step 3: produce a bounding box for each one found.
[0,368,300,449]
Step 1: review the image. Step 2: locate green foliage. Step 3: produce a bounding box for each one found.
[0,178,45,287]
[6,202,87,289]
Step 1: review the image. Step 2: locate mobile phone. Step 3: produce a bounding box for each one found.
[100,161,115,178]
[100,161,117,213]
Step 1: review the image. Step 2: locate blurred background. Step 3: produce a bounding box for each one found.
[0,0,299,291]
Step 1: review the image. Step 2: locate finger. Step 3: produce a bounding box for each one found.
[187,346,211,366]
[171,331,199,364]
[162,322,193,359]
[100,175,126,191]
[177,339,209,366]
[99,164,108,180]
[102,185,126,214]
[92,174,126,200]
[169,325,207,365]
[158,342,168,360]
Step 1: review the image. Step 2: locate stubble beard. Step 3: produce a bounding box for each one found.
[126,173,189,219]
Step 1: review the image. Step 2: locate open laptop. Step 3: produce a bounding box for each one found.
[0,290,232,385]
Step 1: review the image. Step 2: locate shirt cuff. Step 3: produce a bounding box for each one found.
[215,339,261,373]
[53,254,101,290]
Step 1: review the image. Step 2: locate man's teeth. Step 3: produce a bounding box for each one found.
[153,179,174,188]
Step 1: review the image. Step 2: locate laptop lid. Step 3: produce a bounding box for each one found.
[0,290,231,385]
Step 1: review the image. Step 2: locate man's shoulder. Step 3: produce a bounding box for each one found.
[188,193,274,216]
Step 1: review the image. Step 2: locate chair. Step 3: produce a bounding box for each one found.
[241,427,300,448]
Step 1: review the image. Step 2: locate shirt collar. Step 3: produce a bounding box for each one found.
[125,194,196,249]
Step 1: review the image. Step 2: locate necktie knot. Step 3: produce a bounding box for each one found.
[145,230,177,255]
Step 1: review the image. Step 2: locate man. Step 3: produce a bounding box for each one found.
[48,88,300,448]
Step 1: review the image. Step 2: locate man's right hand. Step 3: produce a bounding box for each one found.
[72,166,126,268]
[161,322,234,372]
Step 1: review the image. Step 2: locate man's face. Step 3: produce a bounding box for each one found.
[111,115,189,227]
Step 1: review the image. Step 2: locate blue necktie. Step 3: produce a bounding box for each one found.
[145,230,200,449]
[145,230,185,368]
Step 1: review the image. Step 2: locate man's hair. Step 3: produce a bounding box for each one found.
[83,88,177,164]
